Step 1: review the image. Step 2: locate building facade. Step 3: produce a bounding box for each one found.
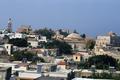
[64,33,86,52]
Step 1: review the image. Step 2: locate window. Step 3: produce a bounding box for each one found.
[76,57,78,59]
[6,46,8,49]
[15,65,19,68]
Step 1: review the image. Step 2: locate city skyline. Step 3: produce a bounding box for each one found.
[0,0,120,36]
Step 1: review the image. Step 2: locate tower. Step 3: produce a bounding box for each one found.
[7,18,12,33]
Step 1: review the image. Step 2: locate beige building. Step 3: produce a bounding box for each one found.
[64,33,86,52]
[0,67,12,80]
[17,72,41,80]
[73,53,82,62]
[52,31,64,40]
[57,61,66,70]
[94,36,111,55]
[95,36,110,47]
[28,40,39,48]
[94,32,120,55]
[17,25,32,34]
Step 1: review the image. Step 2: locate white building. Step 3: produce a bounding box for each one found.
[18,72,41,80]
[96,36,111,47]
[38,36,47,42]
[0,62,30,72]
[28,40,39,48]
[9,33,26,39]
[4,44,13,55]
[0,29,7,34]
[27,34,47,48]
[27,34,47,42]
[0,67,12,80]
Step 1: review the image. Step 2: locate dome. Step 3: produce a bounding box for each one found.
[65,33,81,39]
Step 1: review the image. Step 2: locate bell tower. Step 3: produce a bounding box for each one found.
[7,18,12,33]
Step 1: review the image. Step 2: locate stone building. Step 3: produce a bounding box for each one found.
[64,33,86,52]
[94,32,120,55]
[0,67,12,80]
[17,25,32,34]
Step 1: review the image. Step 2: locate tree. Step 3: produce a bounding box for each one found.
[34,28,55,39]
[77,55,118,70]
[113,74,120,80]
[58,29,69,37]
[67,70,75,80]
[87,55,118,69]
[86,39,95,50]
[91,72,113,79]
[56,40,72,55]
[32,56,45,64]
[80,34,86,39]
[12,50,45,63]
[73,29,78,34]
[8,38,28,47]
[117,62,120,70]
[2,35,9,44]
[12,51,36,61]
[41,40,72,55]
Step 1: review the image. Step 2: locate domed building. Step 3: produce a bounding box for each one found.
[64,33,81,40]
[64,33,87,52]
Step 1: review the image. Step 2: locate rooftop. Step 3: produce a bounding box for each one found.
[72,78,112,80]
[64,33,82,40]
[19,72,41,79]
[38,76,65,80]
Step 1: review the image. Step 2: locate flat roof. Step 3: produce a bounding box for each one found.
[72,78,112,80]
[19,72,41,79]
[0,67,10,71]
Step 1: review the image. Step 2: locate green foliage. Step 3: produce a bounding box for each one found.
[86,40,95,50]
[67,71,75,80]
[113,75,120,80]
[77,55,118,69]
[89,72,120,80]
[77,55,120,79]
[80,34,86,38]
[42,40,72,55]
[87,55,117,69]
[34,28,55,39]
[32,56,45,63]
[73,29,78,34]
[3,35,9,40]
[2,35,9,44]
[12,51,36,61]
[8,38,28,47]
[58,29,69,37]
[90,72,113,79]
[56,41,72,55]
[12,50,45,63]
[77,61,89,69]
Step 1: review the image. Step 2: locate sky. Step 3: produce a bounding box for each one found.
[0,0,120,36]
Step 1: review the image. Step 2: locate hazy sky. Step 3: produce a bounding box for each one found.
[0,0,120,36]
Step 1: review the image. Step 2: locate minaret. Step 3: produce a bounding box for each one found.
[7,18,12,33]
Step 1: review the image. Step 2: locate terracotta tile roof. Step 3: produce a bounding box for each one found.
[58,61,66,65]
